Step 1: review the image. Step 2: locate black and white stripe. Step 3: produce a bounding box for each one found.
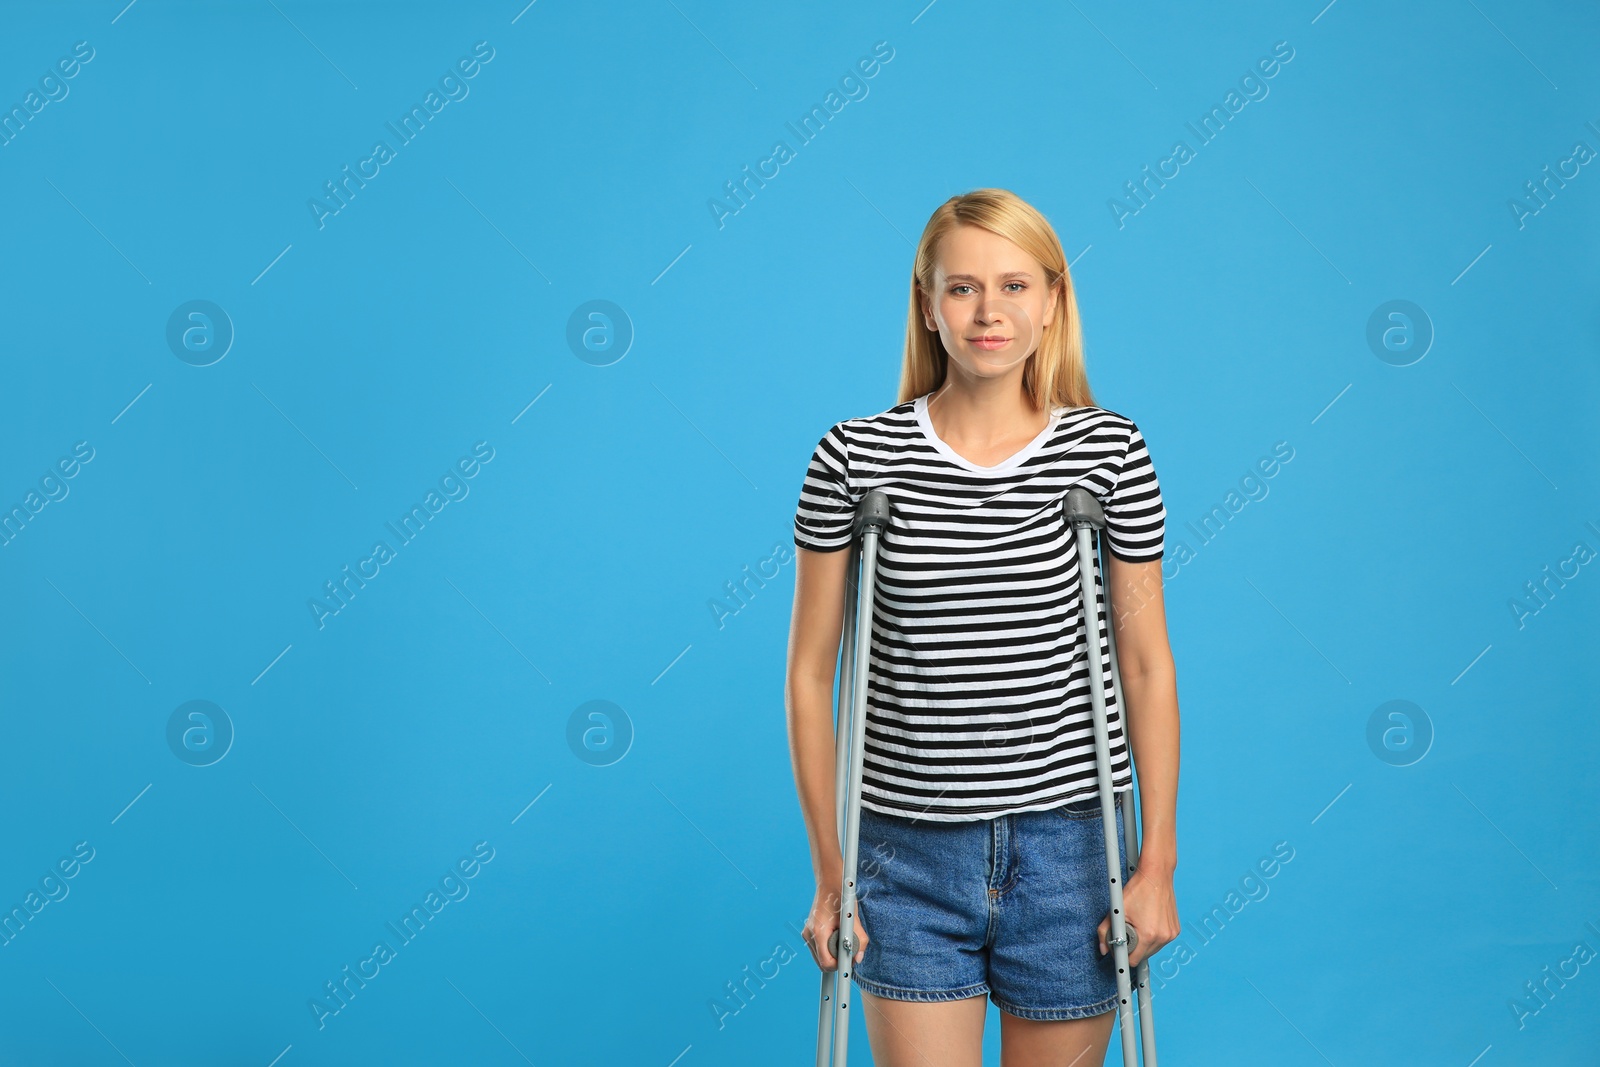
[793,392,1166,822]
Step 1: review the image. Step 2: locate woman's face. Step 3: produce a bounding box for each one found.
[920,224,1058,381]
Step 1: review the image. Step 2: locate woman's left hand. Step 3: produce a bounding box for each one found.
[1097,866,1179,971]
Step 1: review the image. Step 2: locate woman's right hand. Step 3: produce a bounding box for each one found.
[802,879,869,971]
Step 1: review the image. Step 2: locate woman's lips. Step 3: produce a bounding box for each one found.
[970,337,1010,350]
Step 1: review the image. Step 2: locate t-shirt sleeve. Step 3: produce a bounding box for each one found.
[793,423,855,552]
[1103,423,1166,563]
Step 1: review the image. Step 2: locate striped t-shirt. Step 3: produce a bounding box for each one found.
[793,391,1166,822]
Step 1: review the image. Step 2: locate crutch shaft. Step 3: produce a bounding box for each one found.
[1064,486,1159,1066]
[816,491,892,1066]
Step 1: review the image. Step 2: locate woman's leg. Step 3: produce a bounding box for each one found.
[860,988,988,1067]
[998,1006,1116,1066]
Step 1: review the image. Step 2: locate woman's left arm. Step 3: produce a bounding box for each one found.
[1095,555,1181,969]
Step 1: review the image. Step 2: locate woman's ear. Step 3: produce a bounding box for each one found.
[1044,279,1063,329]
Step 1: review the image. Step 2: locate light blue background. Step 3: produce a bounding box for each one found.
[1,1,1596,1065]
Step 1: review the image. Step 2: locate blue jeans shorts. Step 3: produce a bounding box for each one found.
[852,794,1130,1021]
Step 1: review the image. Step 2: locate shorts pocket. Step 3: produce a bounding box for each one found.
[1055,796,1103,819]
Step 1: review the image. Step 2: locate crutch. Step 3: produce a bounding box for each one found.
[815,489,892,1067]
[1064,486,1158,1066]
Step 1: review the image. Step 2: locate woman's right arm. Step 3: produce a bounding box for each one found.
[786,543,866,967]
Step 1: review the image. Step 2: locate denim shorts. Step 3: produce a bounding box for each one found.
[852,794,1130,1021]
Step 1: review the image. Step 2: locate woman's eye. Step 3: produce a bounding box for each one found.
[949,282,1025,295]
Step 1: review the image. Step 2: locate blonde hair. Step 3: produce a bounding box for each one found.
[898,188,1095,411]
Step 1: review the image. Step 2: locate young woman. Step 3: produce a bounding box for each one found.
[786,188,1181,1067]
